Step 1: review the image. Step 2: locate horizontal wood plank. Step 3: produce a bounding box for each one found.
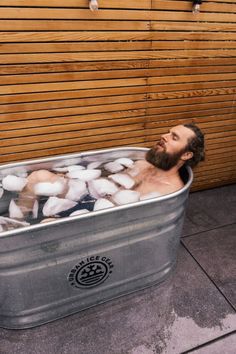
[0,1,235,191]
[0,8,236,23]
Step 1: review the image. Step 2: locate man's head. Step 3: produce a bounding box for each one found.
[146,123,205,171]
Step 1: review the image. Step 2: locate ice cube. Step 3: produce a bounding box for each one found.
[34,180,65,196]
[104,161,124,173]
[67,165,85,172]
[32,200,39,219]
[2,175,27,192]
[53,157,82,168]
[43,197,77,217]
[108,173,135,189]
[66,169,101,181]
[69,209,90,216]
[40,218,58,224]
[65,180,87,201]
[88,178,119,198]
[9,199,24,219]
[93,198,114,211]
[112,190,140,205]
[0,216,30,228]
[0,167,28,179]
[114,158,134,168]
[52,165,85,173]
[87,161,102,169]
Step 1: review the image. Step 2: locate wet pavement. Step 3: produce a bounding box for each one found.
[0,184,235,354]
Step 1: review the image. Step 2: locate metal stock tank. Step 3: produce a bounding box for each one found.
[0,148,193,329]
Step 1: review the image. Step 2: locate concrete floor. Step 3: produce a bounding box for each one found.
[0,184,236,354]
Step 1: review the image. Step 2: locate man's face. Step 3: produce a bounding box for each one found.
[146,125,195,170]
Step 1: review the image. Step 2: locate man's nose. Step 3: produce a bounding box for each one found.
[161,133,169,142]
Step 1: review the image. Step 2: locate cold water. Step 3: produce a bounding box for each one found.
[0,156,160,233]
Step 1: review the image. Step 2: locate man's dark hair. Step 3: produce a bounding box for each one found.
[183,123,205,168]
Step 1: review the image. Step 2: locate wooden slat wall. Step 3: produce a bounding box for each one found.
[0,0,236,191]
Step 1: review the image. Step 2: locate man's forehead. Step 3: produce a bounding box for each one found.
[171,125,195,140]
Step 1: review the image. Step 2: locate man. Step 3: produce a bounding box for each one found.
[127,123,205,197]
[17,123,204,220]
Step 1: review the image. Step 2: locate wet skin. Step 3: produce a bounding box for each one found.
[128,125,195,196]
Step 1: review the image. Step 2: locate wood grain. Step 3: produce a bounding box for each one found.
[0,0,235,191]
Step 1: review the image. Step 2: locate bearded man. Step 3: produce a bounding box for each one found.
[16,123,204,221]
[128,123,205,197]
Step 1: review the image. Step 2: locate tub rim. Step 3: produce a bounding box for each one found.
[0,147,193,238]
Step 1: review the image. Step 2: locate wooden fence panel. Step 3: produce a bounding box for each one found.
[0,0,235,190]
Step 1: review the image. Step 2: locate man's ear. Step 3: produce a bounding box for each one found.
[181,151,193,161]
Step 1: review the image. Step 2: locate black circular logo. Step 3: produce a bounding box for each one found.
[68,256,114,289]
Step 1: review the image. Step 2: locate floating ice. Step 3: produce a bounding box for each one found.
[66,169,101,181]
[87,161,102,169]
[52,157,82,169]
[88,178,118,199]
[34,180,65,196]
[52,165,85,173]
[108,173,135,189]
[51,167,68,173]
[68,165,85,172]
[88,181,99,199]
[0,188,3,198]
[114,158,134,168]
[112,190,140,205]
[94,198,114,211]
[140,192,162,200]
[32,200,39,219]
[65,180,87,201]
[2,175,27,192]
[43,197,77,217]
[9,199,24,219]
[0,216,30,228]
[69,209,90,216]
[104,161,124,173]
[0,167,28,179]
[40,218,58,224]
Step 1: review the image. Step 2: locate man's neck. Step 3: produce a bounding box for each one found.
[144,160,181,178]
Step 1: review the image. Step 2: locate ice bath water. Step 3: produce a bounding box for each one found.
[0,156,144,233]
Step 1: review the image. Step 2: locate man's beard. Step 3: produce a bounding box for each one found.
[145,146,186,171]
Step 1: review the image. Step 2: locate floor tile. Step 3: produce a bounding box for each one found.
[189,332,236,354]
[182,184,236,237]
[182,223,236,309]
[0,246,235,354]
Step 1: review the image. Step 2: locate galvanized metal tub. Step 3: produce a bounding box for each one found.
[0,147,193,329]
